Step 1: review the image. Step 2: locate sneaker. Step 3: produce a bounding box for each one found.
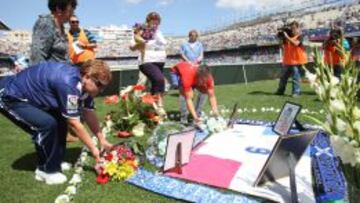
[35,169,67,185]
[292,94,300,98]
[61,162,72,171]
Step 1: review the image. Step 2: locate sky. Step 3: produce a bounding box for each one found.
[0,0,299,36]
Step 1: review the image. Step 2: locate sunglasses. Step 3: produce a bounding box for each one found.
[91,77,106,92]
[70,20,79,24]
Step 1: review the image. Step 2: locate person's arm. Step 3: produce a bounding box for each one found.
[206,88,219,116]
[77,29,97,49]
[146,30,167,49]
[284,33,301,46]
[180,44,191,62]
[197,43,204,63]
[82,109,113,150]
[67,118,100,161]
[30,18,54,64]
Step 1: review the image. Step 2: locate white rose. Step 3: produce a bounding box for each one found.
[75,167,83,174]
[54,194,70,203]
[69,174,82,185]
[65,185,77,195]
[132,122,146,137]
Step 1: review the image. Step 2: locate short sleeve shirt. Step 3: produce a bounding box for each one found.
[2,62,94,118]
[171,62,214,93]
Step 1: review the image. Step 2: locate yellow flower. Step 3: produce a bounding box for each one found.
[104,162,118,176]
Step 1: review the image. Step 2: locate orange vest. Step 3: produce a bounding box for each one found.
[324,42,344,65]
[67,29,95,64]
[282,35,308,65]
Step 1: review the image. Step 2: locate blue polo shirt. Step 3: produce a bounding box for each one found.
[1,62,94,119]
[180,41,204,62]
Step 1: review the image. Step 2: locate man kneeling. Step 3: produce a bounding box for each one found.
[0,60,113,185]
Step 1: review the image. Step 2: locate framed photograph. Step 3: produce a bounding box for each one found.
[253,130,319,186]
[273,102,302,136]
[163,128,196,172]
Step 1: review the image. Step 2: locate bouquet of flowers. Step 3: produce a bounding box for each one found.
[102,85,162,155]
[304,49,360,200]
[95,145,138,184]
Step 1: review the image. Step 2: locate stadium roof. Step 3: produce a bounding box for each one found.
[0,19,11,31]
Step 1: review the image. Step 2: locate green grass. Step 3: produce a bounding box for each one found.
[0,79,327,202]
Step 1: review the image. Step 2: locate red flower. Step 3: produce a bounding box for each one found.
[133,84,146,91]
[96,173,109,185]
[141,94,156,105]
[103,95,119,105]
[150,116,160,123]
[145,110,156,119]
[105,153,113,161]
[121,93,128,101]
[116,131,132,138]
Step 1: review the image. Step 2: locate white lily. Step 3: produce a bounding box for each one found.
[329,99,346,114]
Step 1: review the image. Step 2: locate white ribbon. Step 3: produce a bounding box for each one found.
[315,146,333,157]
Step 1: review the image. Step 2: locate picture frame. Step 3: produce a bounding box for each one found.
[163,128,196,172]
[273,102,302,136]
[253,130,319,186]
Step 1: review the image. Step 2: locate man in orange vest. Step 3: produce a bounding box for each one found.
[275,21,307,97]
[67,15,97,64]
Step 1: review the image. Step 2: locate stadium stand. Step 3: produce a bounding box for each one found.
[1,0,360,67]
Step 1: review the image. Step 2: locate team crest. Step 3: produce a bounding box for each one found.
[66,95,79,113]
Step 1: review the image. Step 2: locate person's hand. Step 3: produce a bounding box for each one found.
[90,147,100,163]
[194,116,203,126]
[210,109,220,118]
[283,31,289,39]
[100,139,113,152]
[77,41,87,49]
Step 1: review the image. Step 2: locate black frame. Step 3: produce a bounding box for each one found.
[273,101,302,136]
[253,130,319,186]
[163,128,196,172]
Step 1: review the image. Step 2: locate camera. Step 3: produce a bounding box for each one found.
[329,28,342,40]
[277,25,293,40]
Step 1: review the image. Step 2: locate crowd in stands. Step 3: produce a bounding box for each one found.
[0,38,30,56]
[2,1,360,66]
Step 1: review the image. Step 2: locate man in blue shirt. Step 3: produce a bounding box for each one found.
[177,30,206,124]
[180,30,204,64]
[0,60,113,185]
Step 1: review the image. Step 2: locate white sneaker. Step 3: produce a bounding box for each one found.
[35,169,67,185]
[61,162,72,171]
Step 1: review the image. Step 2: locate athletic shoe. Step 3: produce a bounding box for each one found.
[35,169,67,185]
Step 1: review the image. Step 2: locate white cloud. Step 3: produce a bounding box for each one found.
[215,0,293,10]
[124,0,173,6]
[158,0,173,6]
[125,0,143,4]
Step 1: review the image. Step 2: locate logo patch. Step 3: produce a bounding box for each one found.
[66,95,79,113]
